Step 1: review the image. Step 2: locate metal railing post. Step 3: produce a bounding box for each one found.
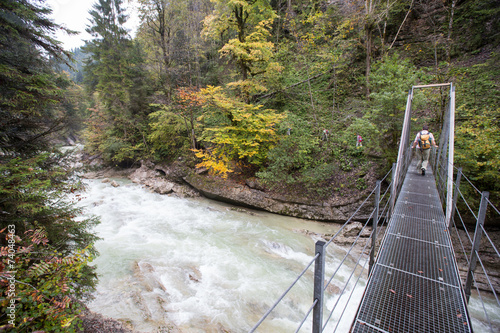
[389,163,397,219]
[313,241,326,333]
[447,168,462,229]
[445,83,456,225]
[369,181,381,275]
[464,191,489,303]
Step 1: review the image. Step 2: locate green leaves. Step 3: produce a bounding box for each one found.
[148,109,190,160]
[203,0,279,97]
[455,107,500,190]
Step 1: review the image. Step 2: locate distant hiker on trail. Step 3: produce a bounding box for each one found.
[322,129,329,141]
[356,134,363,147]
[411,125,438,176]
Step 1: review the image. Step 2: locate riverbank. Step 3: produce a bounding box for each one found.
[82,159,375,223]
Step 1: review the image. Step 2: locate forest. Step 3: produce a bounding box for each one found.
[0,0,499,331]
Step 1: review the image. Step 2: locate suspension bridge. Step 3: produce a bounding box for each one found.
[249,83,499,332]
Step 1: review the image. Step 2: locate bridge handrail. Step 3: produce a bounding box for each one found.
[249,166,394,332]
[435,160,500,332]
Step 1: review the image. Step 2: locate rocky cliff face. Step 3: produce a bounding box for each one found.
[183,173,369,222]
[124,160,373,223]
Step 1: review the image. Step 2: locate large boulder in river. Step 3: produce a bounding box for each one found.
[129,161,198,197]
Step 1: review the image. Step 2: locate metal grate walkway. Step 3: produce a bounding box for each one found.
[352,163,472,333]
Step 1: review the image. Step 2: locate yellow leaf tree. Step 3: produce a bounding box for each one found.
[195,86,284,176]
[202,0,281,100]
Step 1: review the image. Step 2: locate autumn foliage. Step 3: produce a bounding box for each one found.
[1,227,94,332]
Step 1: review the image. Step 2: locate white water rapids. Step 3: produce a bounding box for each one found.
[75,177,498,333]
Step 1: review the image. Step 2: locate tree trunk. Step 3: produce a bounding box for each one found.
[366,25,372,98]
[446,0,456,62]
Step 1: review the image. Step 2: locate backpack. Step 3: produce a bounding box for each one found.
[419,131,431,150]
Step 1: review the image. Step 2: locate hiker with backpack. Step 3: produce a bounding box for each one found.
[411,125,438,175]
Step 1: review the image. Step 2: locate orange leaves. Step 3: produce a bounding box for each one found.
[388,289,413,300]
[175,87,204,111]
[28,228,49,246]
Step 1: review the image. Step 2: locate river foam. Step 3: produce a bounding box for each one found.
[75,178,366,332]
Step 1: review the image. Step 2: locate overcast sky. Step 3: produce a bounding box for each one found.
[46,0,139,50]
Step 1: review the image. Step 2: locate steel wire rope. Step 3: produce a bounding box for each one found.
[470,270,494,332]
[322,209,375,315]
[294,167,394,332]
[456,185,479,220]
[380,166,394,183]
[377,194,392,242]
[378,184,392,219]
[451,198,497,330]
[480,224,500,258]
[251,164,395,332]
[323,226,372,331]
[323,208,375,292]
[331,251,370,333]
[459,171,483,195]
[455,208,474,245]
[450,216,471,267]
[322,166,394,250]
[294,299,317,333]
[486,198,500,215]
[323,187,377,249]
[248,253,320,333]
[435,157,449,198]
[450,165,480,194]
[475,253,500,307]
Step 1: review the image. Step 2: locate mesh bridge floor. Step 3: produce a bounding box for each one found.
[352,164,471,333]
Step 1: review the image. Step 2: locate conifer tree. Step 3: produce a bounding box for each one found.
[83,0,151,164]
[0,0,99,330]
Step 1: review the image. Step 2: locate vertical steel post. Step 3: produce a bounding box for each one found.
[369,181,381,275]
[445,84,456,225]
[389,163,397,219]
[447,168,462,229]
[464,191,489,303]
[313,241,326,333]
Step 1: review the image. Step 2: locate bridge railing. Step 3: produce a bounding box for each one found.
[249,167,395,333]
[445,167,500,332]
[426,83,499,332]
